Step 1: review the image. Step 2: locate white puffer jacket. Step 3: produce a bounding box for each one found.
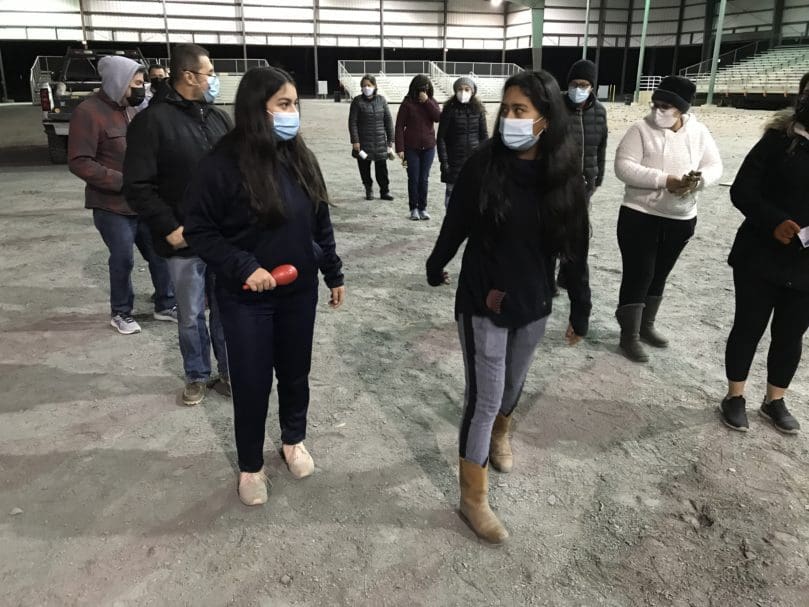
[614,113,723,220]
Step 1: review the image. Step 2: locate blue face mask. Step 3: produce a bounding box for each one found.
[203,75,219,104]
[269,110,300,141]
[499,117,544,151]
[568,85,591,105]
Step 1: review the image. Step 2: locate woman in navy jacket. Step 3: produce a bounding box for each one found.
[184,67,345,507]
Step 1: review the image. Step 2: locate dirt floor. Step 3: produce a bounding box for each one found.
[1,97,808,607]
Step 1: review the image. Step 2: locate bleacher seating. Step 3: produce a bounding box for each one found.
[692,45,809,95]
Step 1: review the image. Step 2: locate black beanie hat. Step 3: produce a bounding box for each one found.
[652,76,696,113]
[567,59,597,87]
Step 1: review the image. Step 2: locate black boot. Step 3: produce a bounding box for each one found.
[365,186,374,201]
[380,190,394,201]
[640,296,668,348]
[616,304,649,363]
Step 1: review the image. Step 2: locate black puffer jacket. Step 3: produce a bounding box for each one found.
[564,93,608,192]
[123,86,232,258]
[729,111,809,292]
[348,93,394,162]
[437,100,488,184]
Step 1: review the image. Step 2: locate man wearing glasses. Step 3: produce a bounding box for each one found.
[124,44,233,406]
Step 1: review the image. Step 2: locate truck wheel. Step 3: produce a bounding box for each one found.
[47,130,68,164]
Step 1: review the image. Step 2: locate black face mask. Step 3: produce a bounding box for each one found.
[150,77,165,89]
[796,92,809,126]
[126,86,146,107]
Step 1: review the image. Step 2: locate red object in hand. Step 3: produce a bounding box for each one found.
[242,264,298,290]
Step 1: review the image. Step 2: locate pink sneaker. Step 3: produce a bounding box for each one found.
[282,443,314,479]
[238,469,268,506]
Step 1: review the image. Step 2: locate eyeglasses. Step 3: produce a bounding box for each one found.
[185,70,217,78]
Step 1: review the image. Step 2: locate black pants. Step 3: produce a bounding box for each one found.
[725,268,809,388]
[357,158,389,192]
[617,206,696,306]
[216,286,318,473]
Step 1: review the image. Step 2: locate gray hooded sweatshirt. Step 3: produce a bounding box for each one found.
[98,55,141,106]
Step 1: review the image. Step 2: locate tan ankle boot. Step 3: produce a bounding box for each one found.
[489,414,513,473]
[458,458,509,544]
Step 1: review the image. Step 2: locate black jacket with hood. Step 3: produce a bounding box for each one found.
[563,92,608,192]
[729,110,809,292]
[123,86,233,258]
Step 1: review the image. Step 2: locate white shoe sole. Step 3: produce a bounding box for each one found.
[758,409,800,435]
[110,319,141,335]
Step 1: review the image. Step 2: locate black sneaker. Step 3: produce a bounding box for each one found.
[380,191,394,201]
[719,395,748,432]
[759,399,800,434]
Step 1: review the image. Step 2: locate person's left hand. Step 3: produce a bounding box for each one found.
[329,286,346,308]
[418,91,429,103]
[565,323,583,346]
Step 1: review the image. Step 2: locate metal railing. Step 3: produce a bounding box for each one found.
[30,55,64,104]
[434,61,522,77]
[680,40,771,78]
[340,60,435,77]
[639,75,663,91]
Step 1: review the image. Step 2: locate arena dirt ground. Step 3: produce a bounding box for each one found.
[1,97,808,606]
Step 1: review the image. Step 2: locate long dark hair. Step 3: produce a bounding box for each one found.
[478,70,586,259]
[217,66,329,226]
[405,74,433,102]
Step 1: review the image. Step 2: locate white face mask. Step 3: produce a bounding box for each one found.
[499,117,544,151]
[456,90,472,104]
[652,108,679,129]
[362,86,375,97]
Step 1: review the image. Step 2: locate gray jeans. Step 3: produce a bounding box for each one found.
[457,314,548,465]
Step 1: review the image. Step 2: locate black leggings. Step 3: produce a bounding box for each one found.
[725,268,809,388]
[617,206,697,306]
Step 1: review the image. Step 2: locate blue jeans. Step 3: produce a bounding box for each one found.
[404,147,435,211]
[166,256,228,383]
[92,209,174,315]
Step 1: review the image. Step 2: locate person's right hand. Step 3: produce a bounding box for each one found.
[166,226,188,249]
[352,143,360,151]
[665,175,688,194]
[774,219,801,245]
[244,267,277,292]
[418,91,429,103]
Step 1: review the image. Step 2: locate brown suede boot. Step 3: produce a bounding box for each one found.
[458,458,509,544]
[489,414,513,473]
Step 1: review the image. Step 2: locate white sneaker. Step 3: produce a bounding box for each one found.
[110,314,141,335]
[419,209,431,220]
[410,209,420,221]
[282,443,314,479]
[153,306,178,323]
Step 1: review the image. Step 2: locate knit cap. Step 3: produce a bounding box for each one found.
[453,76,477,94]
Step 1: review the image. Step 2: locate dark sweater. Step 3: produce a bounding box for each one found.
[426,144,591,334]
[394,96,441,153]
[183,148,344,296]
[729,122,809,292]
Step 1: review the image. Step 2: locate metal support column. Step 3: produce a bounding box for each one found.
[240,0,247,62]
[706,0,728,105]
[772,0,785,48]
[633,0,651,103]
[672,0,686,74]
[313,0,320,95]
[595,0,607,75]
[0,48,9,102]
[582,0,591,59]
[79,0,88,46]
[161,0,171,58]
[619,0,634,94]
[442,0,448,68]
[531,2,545,70]
[380,0,385,62]
[501,2,508,64]
[702,0,716,62]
